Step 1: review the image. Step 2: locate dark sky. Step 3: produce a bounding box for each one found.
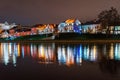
[0,0,120,25]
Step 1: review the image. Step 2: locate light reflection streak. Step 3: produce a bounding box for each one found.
[83,45,90,60]
[109,43,114,59]
[17,43,20,57]
[114,43,120,60]
[90,45,97,61]
[3,43,9,65]
[38,44,45,59]
[58,46,66,64]
[14,43,18,57]
[66,45,74,66]
[76,45,82,64]
[8,43,12,55]
[0,43,3,62]
[30,44,33,57]
[22,45,24,58]
[13,54,16,66]
[33,44,37,58]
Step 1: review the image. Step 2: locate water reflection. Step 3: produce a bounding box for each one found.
[0,43,120,68]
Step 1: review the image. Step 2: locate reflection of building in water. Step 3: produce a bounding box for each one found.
[21,44,31,57]
[0,43,3,63]
[75,45,82,64]
[83,45,90,60]
[57,45,82,66]
[83,44,98,62]
[90,45,98,61]
[30,44,38,58]
[66,45,74,66]
[0,43,56,66]
[115,43,120,60]
[109,43,114,59]
[58,45,66,64]
[1,43,120,67]
[103,44,107,56]
[38,43,55,63]
[0,43,18,66]
[98,43,120,74]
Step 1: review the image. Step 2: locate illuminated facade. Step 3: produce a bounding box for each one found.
[114,26,120,34]
[1,20,120,39]
[0,22,17,38]
[0,22,17,30]
[82,24,101,33]
[108,26,114,34]
[0,23,56,38]
[58,19,82,33]
[36,24,55,34]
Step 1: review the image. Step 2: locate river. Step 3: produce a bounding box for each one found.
[0,42,120,80]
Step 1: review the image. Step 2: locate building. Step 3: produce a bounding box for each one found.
[0,22,17,38]
[113,26,120,34]
[82,24,101,33]
[58,19,82,33]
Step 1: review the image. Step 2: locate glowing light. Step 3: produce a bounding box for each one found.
[65,19,75,24]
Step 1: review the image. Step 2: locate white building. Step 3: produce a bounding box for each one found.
[0,22,17,38]
[58,19,82,33]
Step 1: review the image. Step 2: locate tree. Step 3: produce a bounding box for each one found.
[98,7,120,29]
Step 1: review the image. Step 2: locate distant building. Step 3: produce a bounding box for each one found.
[113,26,120,34]
[0,22,17,30]
[35,24,56,34]
[58,19,82,33]
[0,22,17,38]
[82,24,101,34]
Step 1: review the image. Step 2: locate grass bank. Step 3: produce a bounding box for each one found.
[1,33,120,43]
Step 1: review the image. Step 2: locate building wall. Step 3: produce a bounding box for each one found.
[82,24,101,33]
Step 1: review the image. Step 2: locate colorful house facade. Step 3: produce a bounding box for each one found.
[58,19,82,33]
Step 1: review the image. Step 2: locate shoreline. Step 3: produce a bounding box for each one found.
[0,40,120,43]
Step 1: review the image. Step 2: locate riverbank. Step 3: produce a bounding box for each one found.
[1,33,120,43]
[0,40,120,43]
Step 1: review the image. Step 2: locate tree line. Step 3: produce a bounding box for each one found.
[98,7,120,29]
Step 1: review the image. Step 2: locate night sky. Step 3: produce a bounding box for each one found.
[0,0,120,25]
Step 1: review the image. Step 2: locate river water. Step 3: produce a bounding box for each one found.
[0,42,120,80]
